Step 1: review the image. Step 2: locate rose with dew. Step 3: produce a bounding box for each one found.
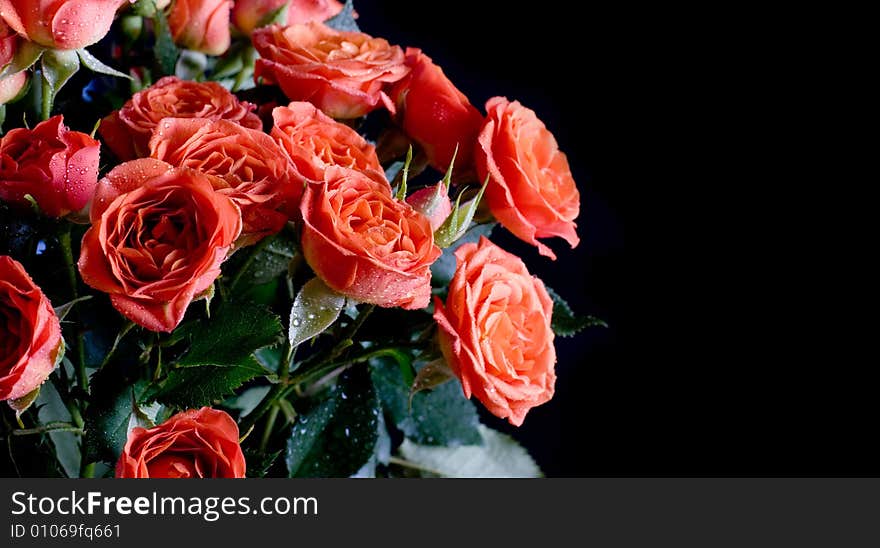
[232,0,344,36]
[78,159,242,332]
[271,101,384,184]
[253,22,409,119]
[475,97,580,260]
[300,166,440,310]
[0,0,128,50]
[390,48,484,174]
[0,256,63,405]
[99,76,262,161]
[0,116,100,218]
[168,0,233,56]
[150,117,302,245]
[116,408,246,478]
[433,237,556,426]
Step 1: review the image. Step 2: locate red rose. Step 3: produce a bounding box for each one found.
[433,237,556,426]
[391,48,483,173]
[232,0,344,36]
[116,407,246,478]
[475,97,580,260]
[168,0,232,56]
[149,117,301,245]
[0,0,127,50]
[78,159,242,332]
[253,22,409,119]
[270,101,384,183]
[99,77,262,161]
[0,256,63,402]
[300,166,440,309]
[0,116,101,218]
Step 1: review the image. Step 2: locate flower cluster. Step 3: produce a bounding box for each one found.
[1,1,589,479]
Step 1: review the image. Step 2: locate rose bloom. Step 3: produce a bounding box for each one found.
[0,0,127,50]
[0,19,26,105]
[0,256,62,403]
[476,97,580,260]
[232,0,344,36]
[168,0,232,56]
[99,77,262,161]
[150,117,301,245]
[253,22,409,119]
[0,116,100,218]
[78,159,242,332]
[116,408,246,478]
[300,166,440,310]
[390,48,483,173]
[271,101,384,183]
[433,237,556,426]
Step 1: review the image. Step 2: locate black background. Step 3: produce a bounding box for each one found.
[361,2,874,476]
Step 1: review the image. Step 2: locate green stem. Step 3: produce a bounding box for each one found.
[10,422,83,437]
[256,342,294,452]
[40,73,52,121]
[258,406,280,453]
[59,227,88,393]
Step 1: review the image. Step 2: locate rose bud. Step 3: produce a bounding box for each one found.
[390,48,483,174]
[0,19,27,105]
[433,237,556,426]
[406,182,451,232]
[168,0,233,56]
[0,116,101,218]
[0,0,128,50]
[0,256,63,404]
[116,408,246,478]
[475,97,580,260]
[232,0,344,36]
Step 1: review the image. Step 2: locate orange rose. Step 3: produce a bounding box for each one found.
[0,116,101,218]
[116,407,246,478]
[0,256,63,403]
[270,101,384,183]
[149,117,301,245]
[253,22,409,119]
[0,0,127,50]
[168,0,232,56]
[433,237,556,426]
[390,48,483,173]
[475,97,580,260]
[99,77,262,161]
[232,0,344,36]
[300,166,440,309]
[78,159,242,332]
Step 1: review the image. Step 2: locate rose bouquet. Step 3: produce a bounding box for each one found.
[0,0,600,478]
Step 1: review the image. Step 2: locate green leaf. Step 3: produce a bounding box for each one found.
[153,7,180,76]
[41,49,80,104]
[53,295,92,322]
[83,372,149,464]
[546,286,608,337]
[177,302,283,367]
[232,231,298,287]
[394,145,413,201]
[132,0,158,17]
[224,385,271,418]
[325,0,360,32]
[35,382,80,478]
[0,41,44,79]
[409,358,454,406]
[77,49,131,80]
[258,2,289,27]
[430,222,496,287]
[399,425,543,478]
[289,277,346,349]
[434,182,487,248]
[371,356,481,446]
[145,361,265,408]
[175,50,207,81]
[245,448,282,478]
[286,367,380,477]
